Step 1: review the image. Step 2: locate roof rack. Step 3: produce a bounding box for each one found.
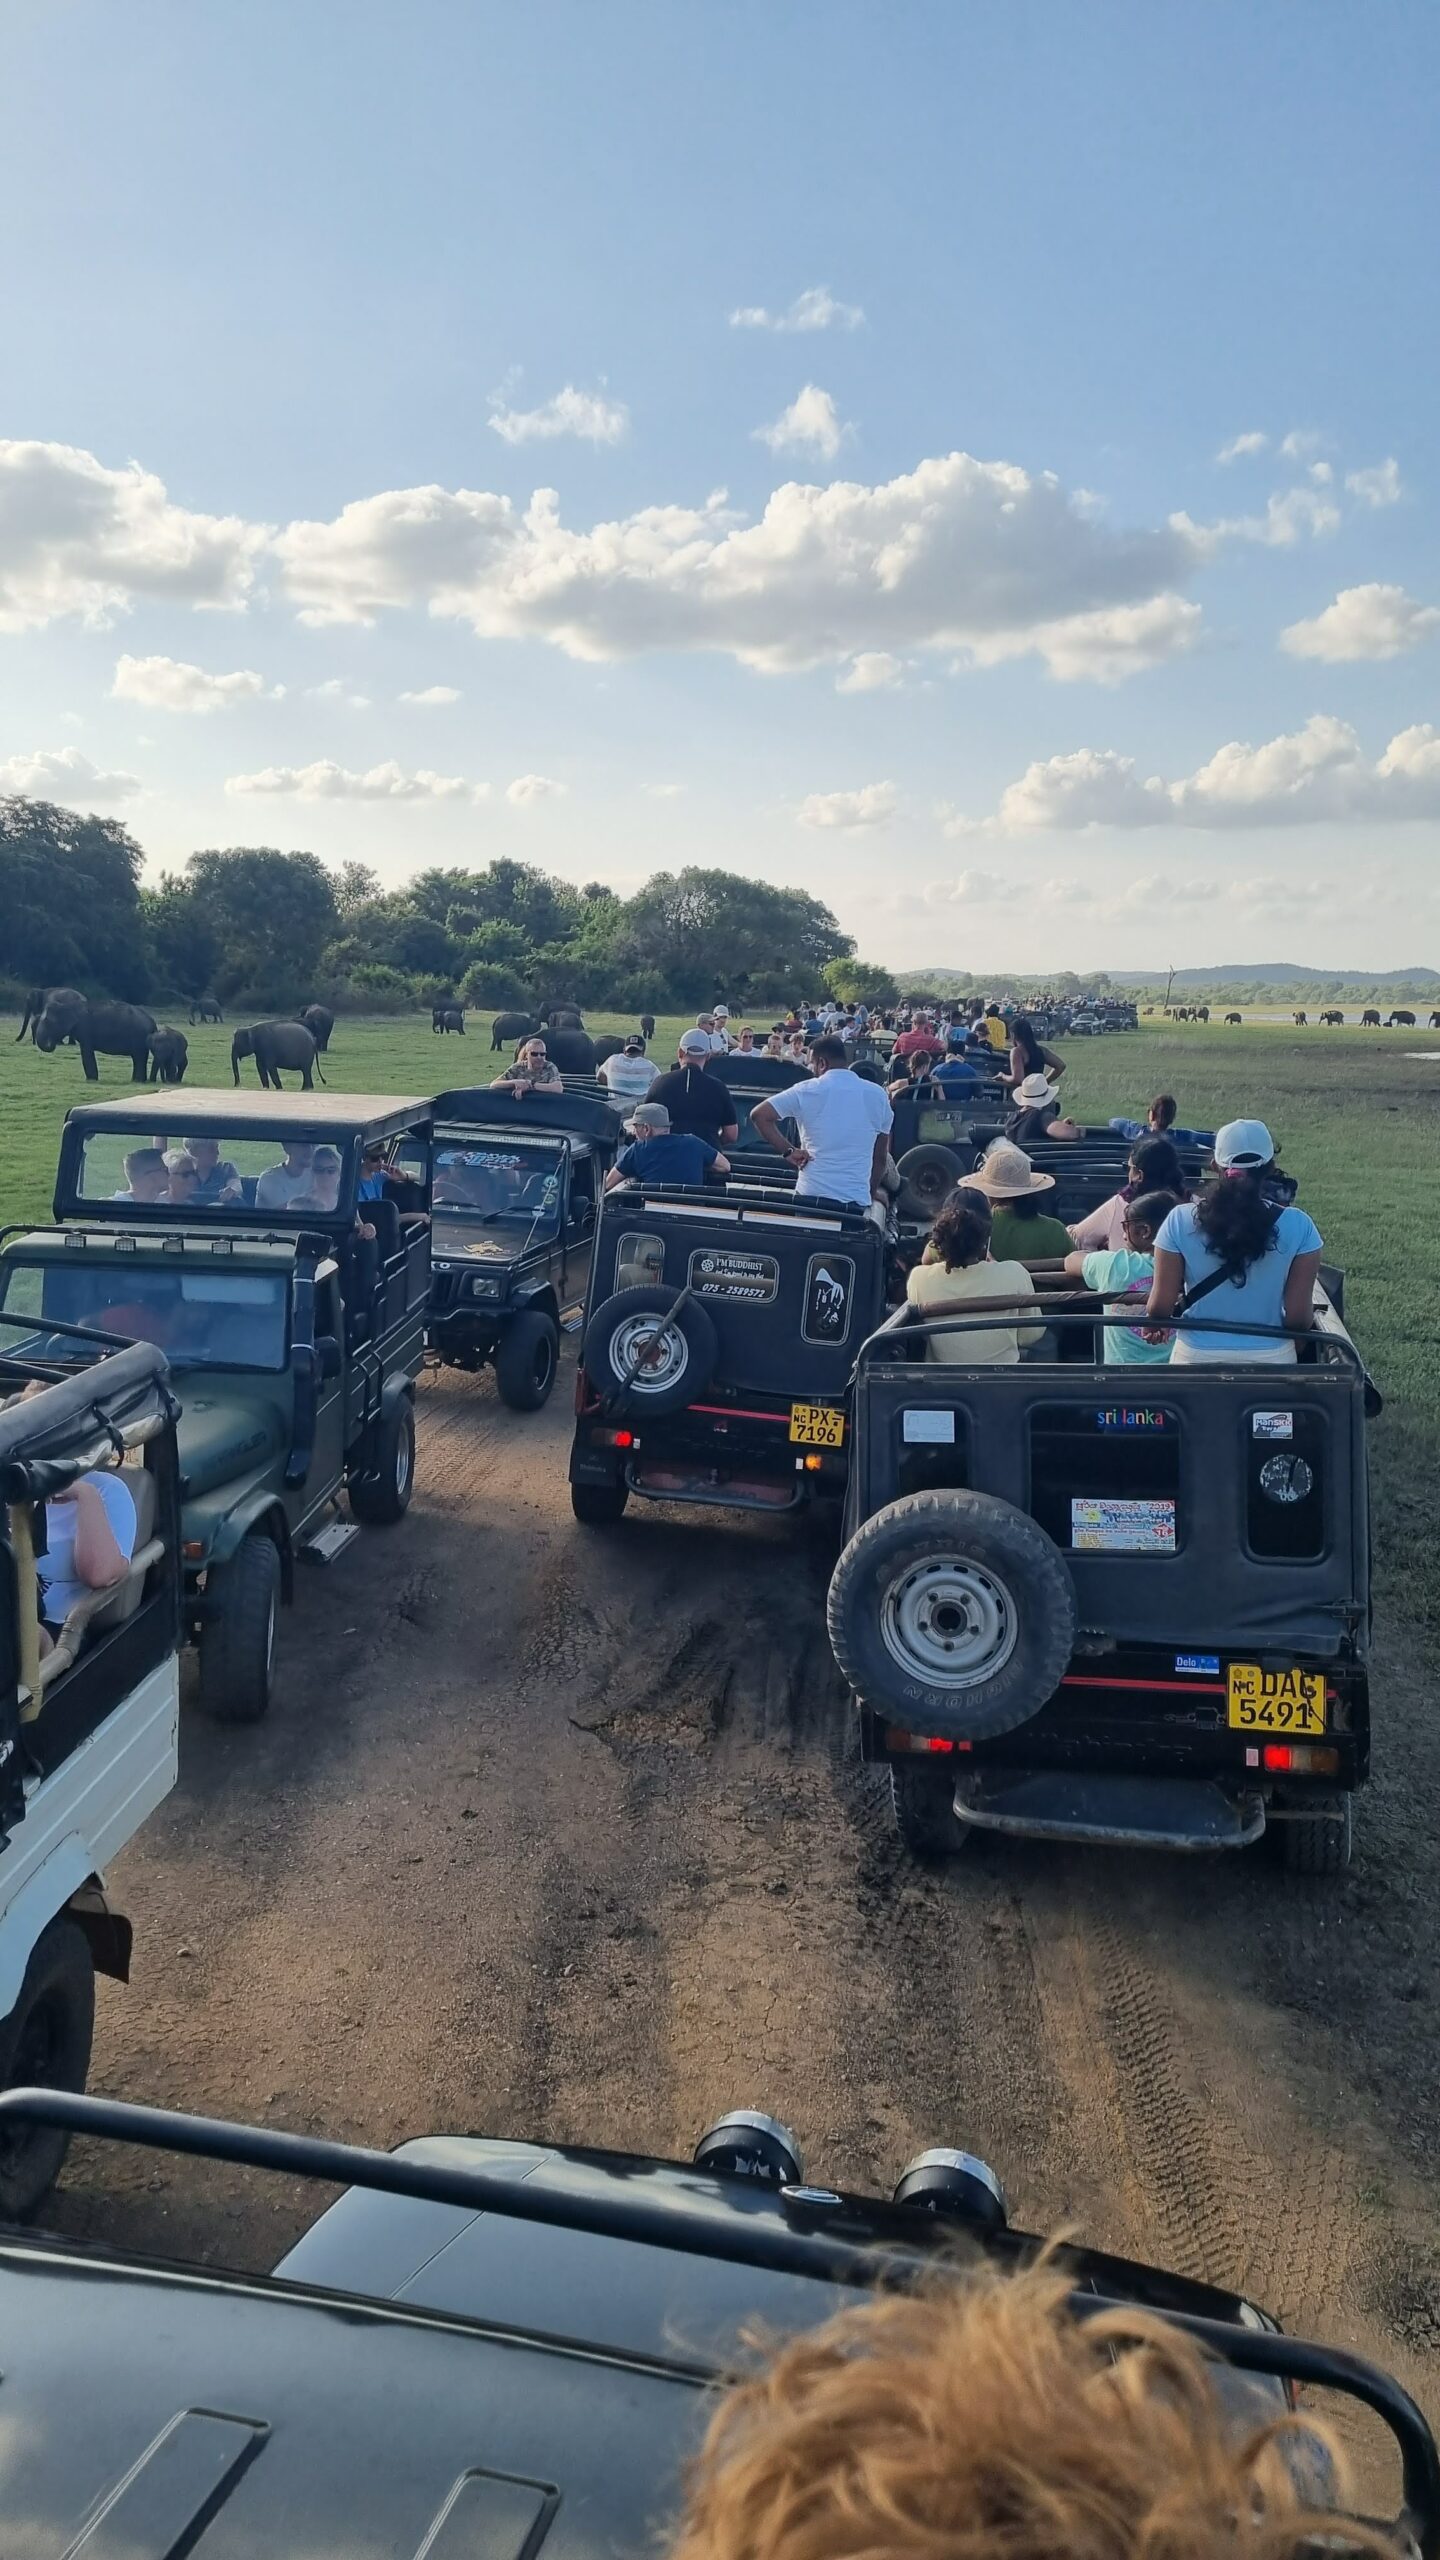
[0,2091,1433,2553]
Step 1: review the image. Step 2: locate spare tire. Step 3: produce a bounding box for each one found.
[583,1285,718,1418]
[895,1143,964,1222]
[827,1489,1076,1741]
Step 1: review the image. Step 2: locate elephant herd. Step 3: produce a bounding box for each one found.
[16,990,337,1089]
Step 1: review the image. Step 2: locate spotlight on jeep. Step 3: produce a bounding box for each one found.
[893,2147,1008,2233]
[693,2111,803,2186]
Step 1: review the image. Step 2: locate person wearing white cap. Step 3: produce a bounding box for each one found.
[1146,1120,1322,1364]
[646,1032,739,1148]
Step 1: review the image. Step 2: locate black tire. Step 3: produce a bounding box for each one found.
[0,1918,95,2218]
[889,1762,970,1858]
[827,1490,1076,1742]
[1279,1795,1352,1875]
[895,1143,964,1222]
[571,1479,630,1526]
[348,1398,416,1526]
[199,1532,281,1723]
[582,1286,718,1419]
[495,1310,559,1411]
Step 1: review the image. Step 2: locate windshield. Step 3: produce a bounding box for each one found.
[431,1135,562,1229]
[74,1128,358,1221]
[0,1260,289,1373]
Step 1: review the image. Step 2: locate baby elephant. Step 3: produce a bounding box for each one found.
[432,1004,465,1034]
[147,1027,190,1085]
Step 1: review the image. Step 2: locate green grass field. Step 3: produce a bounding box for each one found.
[3,1006,1436,1636]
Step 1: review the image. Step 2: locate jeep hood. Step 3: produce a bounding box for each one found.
[433,1222,534,1264]
[177,1391,287,1499]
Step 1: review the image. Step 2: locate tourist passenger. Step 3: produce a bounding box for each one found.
[255,1140,317,1209]
[732,1025,756,1053]
[111,1146,169,1203]
[7,1385,135,1653]
[966,1142,1073,1264]
[647,1032,739,1146]
[1070,1135,1190,1252]
[1004,1072,1063,1143]
[981,1001,1010,1051]
[893,1018,944,1066]
[185,1136,243,1203]
[491,1037,563,1095]
[1007,1012,1066,1095]
[1066,1189,1180,1364]
[763,1029,786,1058]
[906,1188,1043,1362]
[605,1100,729,1190]
[598,1036,656,1108]
[1146,1120,1322,1364]
[163,1147,203,1204]
[749,1035,894,1211]
[1109,1093,1215,1147]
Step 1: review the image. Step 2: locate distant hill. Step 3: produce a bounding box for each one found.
[1112,964,1440,992]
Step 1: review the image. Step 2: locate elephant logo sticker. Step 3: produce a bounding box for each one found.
[803,1255,853,1344]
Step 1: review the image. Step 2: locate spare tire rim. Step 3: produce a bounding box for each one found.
[608,1313,689,1394]
[880,1554,1018,1689]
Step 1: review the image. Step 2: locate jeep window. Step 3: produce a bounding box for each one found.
[1028,1402,1182,1554]
[431,1135,561,1231]
[616,1230,666,1289]
[76,1130,358,1219]
[0,1262,289,1372]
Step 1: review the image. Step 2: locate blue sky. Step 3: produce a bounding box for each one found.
[2,0,1436,969]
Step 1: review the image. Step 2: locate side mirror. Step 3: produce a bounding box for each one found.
[316,1334,343,1382]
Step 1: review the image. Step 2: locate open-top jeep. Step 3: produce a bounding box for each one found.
[828,1286,1375,1873]
[0,1089,432,1724]
[421,1087,618,1409]
[0,2087,1432,2556]
[570,1177,887,1524]
[0,1332,180,2215]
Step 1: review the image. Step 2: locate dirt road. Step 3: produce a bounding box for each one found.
[47,1351,1440,2433]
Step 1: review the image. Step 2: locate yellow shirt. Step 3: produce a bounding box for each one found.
[983,1016,1009,1050]
[905,1257,1043,1362]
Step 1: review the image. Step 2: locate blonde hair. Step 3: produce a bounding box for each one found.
[671,2262,1378,2560]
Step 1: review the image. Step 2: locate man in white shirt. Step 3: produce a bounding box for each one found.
[597,1037,656,1110]
[711,1005,732,1051]
[749,1037,893,1210]
[255,1141,318,1209]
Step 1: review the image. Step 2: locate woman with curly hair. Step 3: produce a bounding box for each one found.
[1146,1119,1321,1365]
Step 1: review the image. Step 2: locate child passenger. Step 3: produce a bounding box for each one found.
[1065,1190,1179,1364]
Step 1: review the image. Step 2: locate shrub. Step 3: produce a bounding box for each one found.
[460,959,532,1009]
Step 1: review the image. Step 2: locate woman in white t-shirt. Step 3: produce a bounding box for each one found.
[906,1189,1044,1364]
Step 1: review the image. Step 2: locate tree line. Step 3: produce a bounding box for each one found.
[0,795,895,1016]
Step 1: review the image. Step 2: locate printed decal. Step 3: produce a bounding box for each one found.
[1071,1497,1177,1553]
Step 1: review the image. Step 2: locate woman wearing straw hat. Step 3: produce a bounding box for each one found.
[965,1142,1073,1265]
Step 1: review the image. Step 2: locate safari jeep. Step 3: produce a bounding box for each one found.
[0,2088,1431,2558]
[419,1087,619,1409]
[828,1284,1375,1873]
[570,1176,886,1524]
[0,1090,432,1724]
[0,1331,180,2216]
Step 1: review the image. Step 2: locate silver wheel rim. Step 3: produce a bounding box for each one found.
[608,1313,689,1394]
[880,1553,1017,1689]
[396,1420,412,1496]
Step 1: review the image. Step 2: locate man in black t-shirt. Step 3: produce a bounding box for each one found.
[645,1029,739,1146]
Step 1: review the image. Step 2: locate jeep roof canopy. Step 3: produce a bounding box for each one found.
[432,1087,619,1146]
[54,1089,433,1230]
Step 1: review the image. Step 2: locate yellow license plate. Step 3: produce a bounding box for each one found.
[789,1402,845,1448]
[1226,1663,1327,1734]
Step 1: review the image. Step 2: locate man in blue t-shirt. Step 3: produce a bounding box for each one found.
[605,1100,731,1192]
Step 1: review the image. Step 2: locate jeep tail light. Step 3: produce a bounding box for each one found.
[1262,1744,1340,1775]
[595,1427,634,1449]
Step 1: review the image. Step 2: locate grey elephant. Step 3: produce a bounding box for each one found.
[147,1028,190,1085]
[232,1020,326,1090]
[639,1013,656,1041]
[535,1026,596,1075]
[32,990,157,1081]
[432,1004,465,1034]
[591,1034,625,1065]
[188,994,224,1024]
[540,1003,584,1030]
[297,1002,334,1051]
[16,986,78,1043]
[490,1010,538,1050]
[1387,1009,1417,1027]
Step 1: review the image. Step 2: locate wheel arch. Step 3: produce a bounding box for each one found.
[207,1496,295,1602]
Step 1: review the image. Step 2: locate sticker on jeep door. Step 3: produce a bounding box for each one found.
[804,1254,855,1343]
[687,1248,780,1302]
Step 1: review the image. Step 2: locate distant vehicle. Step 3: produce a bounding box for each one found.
[0,1335,180,2214]
[0,2087,1430,2555]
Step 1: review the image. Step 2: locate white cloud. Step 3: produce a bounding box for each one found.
[399,683,461,704]
[111,652,276,713]
[641,781,686,797]
[753,384,847,460]
[1345,457,1403,508]
[506,772,567,805]
[1174,483,1340,554]
[0,744,141,801]
[961,593,1203,684]
[309,678,371,708]
[954,715,1440,834]
[227,759,482,802]
[1309,461,1334,486]
[1216,431,1268,464]
[0,438,265,630]
[797,780,898,830]
[273,450,1203,682]
[1280,428,1325,461]
[837,651,905,692]
[1281,582,1440,663]
[729,286,864,333]
[488,386,628,445]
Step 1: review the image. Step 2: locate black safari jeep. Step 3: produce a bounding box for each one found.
[828,1286,1376,1873]
[419,1087,619,1409]
[0,1090,432,1723]
[570,1178,887,1524]
[0,2089,1433,2559]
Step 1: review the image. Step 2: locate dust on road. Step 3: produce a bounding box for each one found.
[46,1351,1440,2426]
